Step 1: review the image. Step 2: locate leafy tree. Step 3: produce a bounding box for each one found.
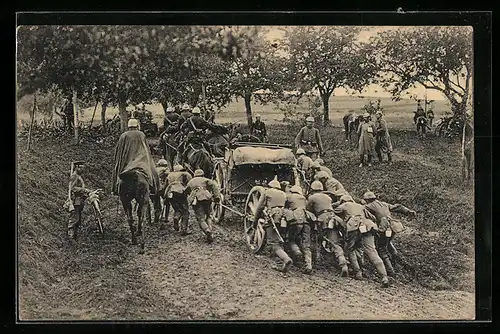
[371,26,473,119]
[284,26,377,124]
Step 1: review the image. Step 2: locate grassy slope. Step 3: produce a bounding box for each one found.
[17,112,473,318]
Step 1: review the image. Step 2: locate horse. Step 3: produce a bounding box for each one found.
[118,170,158,254]
[161,131,182,170]
[184,141,214,177]
[343,113,360,144]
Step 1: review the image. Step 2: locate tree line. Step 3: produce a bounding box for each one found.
[16,25,473,136]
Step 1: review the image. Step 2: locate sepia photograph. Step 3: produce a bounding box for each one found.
[16,21,478,321]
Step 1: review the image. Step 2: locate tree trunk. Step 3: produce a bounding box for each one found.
[72,89,79,144]
[244,93,253,128]
[321,93,330,125]
[100,101,107,131]
[118,94,128,133]
[63,98,74,132]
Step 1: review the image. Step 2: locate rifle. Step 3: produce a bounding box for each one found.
[264,208,285,244]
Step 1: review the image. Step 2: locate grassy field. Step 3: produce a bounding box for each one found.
[17,94,451,130]
[17,105,474,320]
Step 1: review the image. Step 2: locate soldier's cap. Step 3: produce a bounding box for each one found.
[315,158,324,165]
[290,185,303,195]
[306,116,314,122]
[157,159,169,167]
[311,161,321,169]
[166,106,175,112]
[296,148,305,155]
[363,191,377,200]
[194,169,204,177]
[192,107,201,114]
[128,118,139,128]
[315,170,330,180]
[256,114,261,118]
[182,104,191,110]
[340,194,354,203]
[268,176,281,189]
[310,181,323,191]
[173,164,184,172]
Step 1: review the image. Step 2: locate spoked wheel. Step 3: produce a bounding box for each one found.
[244,186,267,253]
[211,162,226,223]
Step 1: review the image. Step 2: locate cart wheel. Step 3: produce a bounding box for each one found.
[244,186,267,253]
[211,162,226,223]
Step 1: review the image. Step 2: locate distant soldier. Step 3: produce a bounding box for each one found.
[296,148,314,173]
[66,161,91,240]
[164,164,192,234]
[374,111,393,163]
[284,185,314,274]
[178,107,216,161]
[254,177,294,272]
[156,159,170,195]
[306,181,348,276]
[280,180,291,194]
[179,103,193,126]
[251,114,267,142]
[426,101,435,127]
[333,195,389,287]
[357,113,377,167]
[162,106,181,134]
[362,191,416,276]
[185,169,221,243]
[314,171,348,201]
[414,100,426,124]
[295,116,324,160]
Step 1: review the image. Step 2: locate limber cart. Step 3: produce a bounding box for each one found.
[211,141,303,253]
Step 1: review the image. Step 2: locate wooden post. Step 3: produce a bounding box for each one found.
[72,88,79,144]
[27,92,37,151]
[88,100,99,130]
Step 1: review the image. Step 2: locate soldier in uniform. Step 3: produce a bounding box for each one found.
[310,161,333,180]
[426,101,435,127]
[162,106,181,134]
[178,103,193,127]
[254,177,294,273]
[357,113,377,167]
[284,185,314,274]
[306,181,348,276]
[185,169,221,243]
[333,195,389,287]
[362,191,416,276]
[413,100,426,124]
[296,148,314,173]
[178,107,216,162]
[374,111,393,164]
[164,164,192,234]
[295,116,324,161]
[251,114,267,142]
[314,171,348,201]
[67,161,91,240]
[314,158,333,177]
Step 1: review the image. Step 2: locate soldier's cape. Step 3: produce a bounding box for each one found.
[111,129,160,195]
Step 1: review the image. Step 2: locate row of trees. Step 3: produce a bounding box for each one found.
[17,25,473,136]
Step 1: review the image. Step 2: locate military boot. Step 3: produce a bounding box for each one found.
[273,247,293,273]
[387,153,392,163]
[383,257,395,277]
[303,250,313,275]
[354,271,364,280]
[179,216,192,236]
[340,265,349,277]
[173,218,180,232]
[206,231,214,244]
[381,275,390,288]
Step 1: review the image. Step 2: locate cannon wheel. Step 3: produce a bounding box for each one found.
[244,186,267,254]
[211,161,226,223]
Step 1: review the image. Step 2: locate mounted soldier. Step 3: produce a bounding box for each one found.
[295,116,324,161]
[251,114,267,142]
[178,107,217,163]
[178,103,193,126]
[414,100,426,124]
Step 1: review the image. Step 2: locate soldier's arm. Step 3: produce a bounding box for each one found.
[363,208,377,221]
[331,200,341,209]
[316,129,324,153]
[388,202,416,216]
[294,128,303,147]
[306,198,314,212]
[207,179,221,201]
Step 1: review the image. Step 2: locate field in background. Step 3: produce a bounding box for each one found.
[17,95,451,130]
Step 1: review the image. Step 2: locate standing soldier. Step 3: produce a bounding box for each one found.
[333,194,389,287]
[164,164,192,234]
[251,114,267,142]
[362,191,416,276]
[414,100,426,124]
[284,185,314,274]
[426,101,435,127]
[374,111,393,164]
[66,161,91,240]
[306,181,348,276]
[357,113,377,167]
[185,169,221,243]
[295,116,324,161]
[254,176,294,272]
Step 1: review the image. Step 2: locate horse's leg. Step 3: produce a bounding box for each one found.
[136,200,146,254]
[121,195,137,245]
[151,195,162,226]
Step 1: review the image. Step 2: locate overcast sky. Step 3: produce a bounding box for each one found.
[263,26,460,101]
